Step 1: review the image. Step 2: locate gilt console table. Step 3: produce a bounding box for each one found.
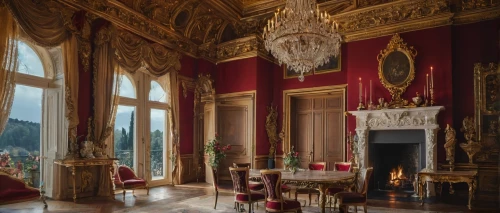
[249,169,356,213]
[418,170,478,210]
[54,157,118,202]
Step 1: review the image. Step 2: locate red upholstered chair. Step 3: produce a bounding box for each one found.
[328,162,353,210]
[233,162,264,191]
[115,165,149,201]
[334,162,353,172]
[0,169,46,208]
[294,162,326,206]
[260,170,302,213]
[335,167,373,213]
[229,167,265,212]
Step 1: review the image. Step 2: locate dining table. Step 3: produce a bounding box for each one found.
[249,169,356,213]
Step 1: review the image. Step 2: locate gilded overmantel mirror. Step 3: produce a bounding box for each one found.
[474,63,500,162]
[377,34,417,106]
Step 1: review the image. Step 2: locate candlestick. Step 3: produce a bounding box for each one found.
[431,66,434,89]
[426,74,429,99]
[424,85,427,100]
[364,88,367,106]
[359,78,362,103]
[370,80,372,104]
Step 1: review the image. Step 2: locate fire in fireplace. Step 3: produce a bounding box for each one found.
[368,130,425,200]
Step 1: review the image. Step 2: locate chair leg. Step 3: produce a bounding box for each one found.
[146,187,149,195]
[132,190,136,197]
[249,203,252,213]
[308,193,312,206]
[122,190,126,201]
[363,205,367,213]
[333,197,337,212]
[355,206,358,212]
[294,191,298,200]
[214,191,218,209]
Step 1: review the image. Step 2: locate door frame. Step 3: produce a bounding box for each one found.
[282,85,347,163]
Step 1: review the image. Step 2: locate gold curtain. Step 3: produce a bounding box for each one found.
[0,6,18,134]
[93,27,121,196]
[167,71,181,184]
[5,0,68,47]
[62,34,79,137]
[113,29,181,76]
[5,0,80,136]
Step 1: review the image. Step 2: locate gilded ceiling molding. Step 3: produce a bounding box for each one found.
[333,0,453,42]
[214,34,274,64]
[454,0,500,25]
[55,0,199,57]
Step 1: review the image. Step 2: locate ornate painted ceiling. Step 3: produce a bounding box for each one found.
[54,0,499,62]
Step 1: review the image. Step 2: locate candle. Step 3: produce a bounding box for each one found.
[370,80,372,103]
[430,66,434,89]
[359,78,362,103]
[426,74,429,98]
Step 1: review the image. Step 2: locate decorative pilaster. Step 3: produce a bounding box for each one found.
[423,128,439,172]
[355,129,368,169]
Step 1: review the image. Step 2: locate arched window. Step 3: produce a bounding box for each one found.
[114,74,137,170]
[0,41,53,188]
[112,71,172,184]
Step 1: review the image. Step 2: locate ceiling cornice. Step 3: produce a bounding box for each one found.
[52,0,500,64]
[56,0,200,57]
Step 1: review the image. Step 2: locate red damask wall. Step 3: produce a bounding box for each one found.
[452,19,500,162]
[347,26,454,162]
[178,56,196,154]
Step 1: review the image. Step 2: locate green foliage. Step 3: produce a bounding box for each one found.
[0,118,40,152]
[283,146,300,169]
[204,133,231,168]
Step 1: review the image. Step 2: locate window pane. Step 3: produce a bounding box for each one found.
[0,85,42,187]
[150,109,166,179]
[149,81,167,103]
[114,105,136,170]
[17,41,44,77]
[119,75,136,98]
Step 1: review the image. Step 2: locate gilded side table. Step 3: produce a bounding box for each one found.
[54,158,118,202]
[418,170,478,210]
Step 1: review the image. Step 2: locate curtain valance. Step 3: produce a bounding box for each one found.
[113,29,181,77]
[5,0,69,47]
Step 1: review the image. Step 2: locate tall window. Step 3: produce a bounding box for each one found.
[114,75,137,170]
[0,41,50,188]
[149,81,168,180]
[113,72,171,184]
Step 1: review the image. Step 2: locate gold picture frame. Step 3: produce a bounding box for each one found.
[314,54,341,75]
[283,53,341,79]
[473,63,500,162]
[377,33,417,105]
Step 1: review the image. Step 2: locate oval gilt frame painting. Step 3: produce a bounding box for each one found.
[377,34,417,103]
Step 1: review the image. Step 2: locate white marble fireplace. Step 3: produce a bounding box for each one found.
[349,106,445,172]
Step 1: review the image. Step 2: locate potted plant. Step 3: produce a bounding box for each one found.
[284,146,300,174]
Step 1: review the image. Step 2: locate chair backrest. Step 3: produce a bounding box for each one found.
[233,162,251,168]
[260,170,283,202]
[334,162,352,172]
[308,162,326,171]
[229,167,250,195]
[118,165,138,181]
[357,167,374,195]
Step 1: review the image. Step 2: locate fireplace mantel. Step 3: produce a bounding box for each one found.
[349,106,445,172]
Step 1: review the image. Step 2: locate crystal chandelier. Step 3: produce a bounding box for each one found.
[263,0,342,82]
